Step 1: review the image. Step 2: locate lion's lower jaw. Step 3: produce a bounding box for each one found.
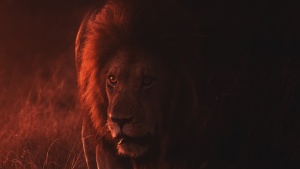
[117,143,149,158]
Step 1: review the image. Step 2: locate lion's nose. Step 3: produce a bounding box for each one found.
[111,116,133,129]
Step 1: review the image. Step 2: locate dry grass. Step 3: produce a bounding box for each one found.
[0,54,86,169]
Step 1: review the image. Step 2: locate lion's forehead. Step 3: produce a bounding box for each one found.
[107,50,163,79]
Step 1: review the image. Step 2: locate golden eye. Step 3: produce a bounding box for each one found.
[108,75,117,84]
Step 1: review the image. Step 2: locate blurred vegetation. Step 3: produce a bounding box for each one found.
[0,0,99,168]
[0,54,86,169]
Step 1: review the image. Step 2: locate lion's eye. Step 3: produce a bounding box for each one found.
[143,77,152,84]
[108,75,117,85]
[141,77,154,88]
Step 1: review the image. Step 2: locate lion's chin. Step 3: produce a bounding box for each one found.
[117,142,149,158]
[114,135,150,158]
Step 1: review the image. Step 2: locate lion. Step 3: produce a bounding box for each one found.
[75,0,207,168]
[75,0,300,168]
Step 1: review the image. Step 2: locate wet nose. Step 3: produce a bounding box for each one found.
[111,116,134,129]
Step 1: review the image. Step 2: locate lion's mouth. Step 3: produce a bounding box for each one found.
[115,134,150,147]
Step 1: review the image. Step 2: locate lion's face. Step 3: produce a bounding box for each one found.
[104,50,171,157]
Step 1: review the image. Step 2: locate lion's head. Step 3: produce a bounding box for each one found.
[104,49,175,157]
[75,0,203,167]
